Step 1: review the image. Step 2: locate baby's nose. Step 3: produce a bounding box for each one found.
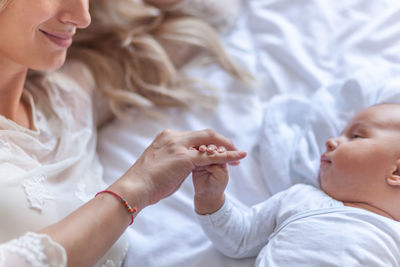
[325,139,338,151]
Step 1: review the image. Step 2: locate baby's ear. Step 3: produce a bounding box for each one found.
[386,160,400,186]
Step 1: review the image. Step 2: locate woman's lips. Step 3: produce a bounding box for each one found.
[40,30,73,48]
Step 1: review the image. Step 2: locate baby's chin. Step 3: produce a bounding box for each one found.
[317,170,324,189]
[317,179,350,202]
[317,172,321,187]
[317,172,333,197]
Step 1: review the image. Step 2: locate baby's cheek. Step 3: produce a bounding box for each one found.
[334,151,377,186]
[332,152,353,173]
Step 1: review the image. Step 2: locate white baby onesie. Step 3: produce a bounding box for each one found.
[197,184,400,266]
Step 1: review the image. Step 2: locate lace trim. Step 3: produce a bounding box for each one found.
[0,232,66,267]
[22,176,54,212]
[0,139,12,152]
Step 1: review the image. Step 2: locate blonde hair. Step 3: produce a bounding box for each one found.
[2,0,251,118]
[68,0,251,119]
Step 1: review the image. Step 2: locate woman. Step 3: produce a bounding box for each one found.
[0,0,246,266]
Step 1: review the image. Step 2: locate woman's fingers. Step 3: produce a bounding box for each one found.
[150,128,245,169]
[183,129,238,151]
[194,143,245,167]
[190,147,246,167]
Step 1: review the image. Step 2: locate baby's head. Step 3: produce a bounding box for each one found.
[319,103,400,220]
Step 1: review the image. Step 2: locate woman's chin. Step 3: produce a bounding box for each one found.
[31,52,67,71]
[32,60,66,72]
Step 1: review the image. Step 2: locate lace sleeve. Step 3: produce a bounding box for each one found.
[168,0,241,31]
[0,232,67,267]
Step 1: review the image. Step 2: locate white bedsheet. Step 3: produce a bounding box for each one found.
[98,0,400,266]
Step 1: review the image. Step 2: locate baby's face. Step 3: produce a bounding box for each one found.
[319,104,400,202]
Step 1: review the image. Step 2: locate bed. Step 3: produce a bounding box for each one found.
[98,0,400,266]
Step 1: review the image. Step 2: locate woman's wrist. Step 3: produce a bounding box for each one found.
[194,194,225,215]
[107,174,151,213]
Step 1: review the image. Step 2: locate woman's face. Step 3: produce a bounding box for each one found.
[0,0,91,71]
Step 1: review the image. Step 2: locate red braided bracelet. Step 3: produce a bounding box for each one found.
[95,190,137,225]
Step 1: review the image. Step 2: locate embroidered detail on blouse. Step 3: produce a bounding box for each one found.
[1,233,49,267]
[22,176,54,211]
[101,259,116,267]
[0,232,66,267]
[75,180,92,203]
[0,139,12,152]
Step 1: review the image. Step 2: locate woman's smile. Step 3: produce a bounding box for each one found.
[39,29,73,48]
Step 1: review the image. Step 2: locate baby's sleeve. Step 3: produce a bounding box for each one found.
[168,0,241,32]
[196,189,287,259]
[0,232,67,267]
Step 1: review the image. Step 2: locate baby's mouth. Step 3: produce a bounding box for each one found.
[320,154,332,164]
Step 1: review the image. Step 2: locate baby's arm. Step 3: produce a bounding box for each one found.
[193,145,285,259]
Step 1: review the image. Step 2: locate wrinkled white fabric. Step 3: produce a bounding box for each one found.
[197,184,400,266]
[0,67,128,267]
[99,0,400,266]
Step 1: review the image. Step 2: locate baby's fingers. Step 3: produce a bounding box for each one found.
[207,144,218,153]
[217,146,226,153]
[198,145,226,154]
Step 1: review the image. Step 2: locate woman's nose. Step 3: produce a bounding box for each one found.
[325,138,338,152]
[59,0,91,29]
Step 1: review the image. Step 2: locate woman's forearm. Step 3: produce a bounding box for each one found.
[40,177,146,267]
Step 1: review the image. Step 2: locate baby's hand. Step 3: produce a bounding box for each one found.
[192,144,229,215]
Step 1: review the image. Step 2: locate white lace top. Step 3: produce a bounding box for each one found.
[0,0,240,266]
[0,70,128,267]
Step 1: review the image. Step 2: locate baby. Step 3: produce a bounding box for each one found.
[192,103,400,266]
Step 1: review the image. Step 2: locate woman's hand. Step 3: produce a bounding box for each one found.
[119,129,246,209]
[40,130,244,266]
[192,145,230,214]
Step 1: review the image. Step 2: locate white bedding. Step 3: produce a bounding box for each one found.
[98,0,400,266]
